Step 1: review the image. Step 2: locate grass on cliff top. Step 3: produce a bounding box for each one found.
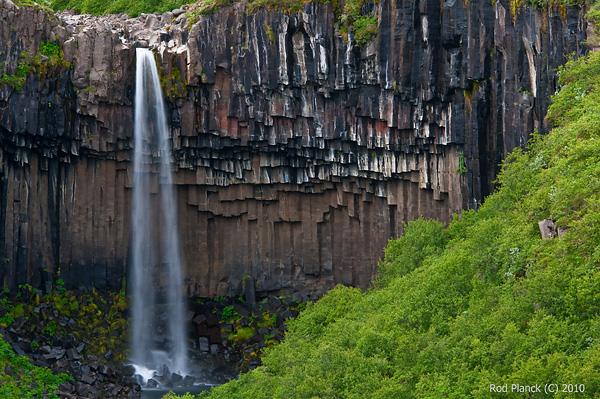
[166,50,600,398]
[48,0,188,17]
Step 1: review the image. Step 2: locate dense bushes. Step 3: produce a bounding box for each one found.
[173,48,600,399]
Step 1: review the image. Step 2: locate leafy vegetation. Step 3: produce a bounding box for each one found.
[456,151,469,174]
[166,48,600,398]
[588,0,600,26]
[351,14,378,46]
[0,336,72,399]
[49,0,188,17]
[12,0,54,13]
[39,41,61,58]
[0,62,31,93]
[186,0,231,23]
[163,392,198,399]
[0,41,70,93]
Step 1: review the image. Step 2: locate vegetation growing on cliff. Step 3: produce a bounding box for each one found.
[0,62,30,93]
[0,41,70,93]
[0,284,130,362]
[167,49,600,398]
[0,336,72,399]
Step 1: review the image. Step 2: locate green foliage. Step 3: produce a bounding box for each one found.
[0,314,15,327]
[0,41,70,93]
[0,335,72,399]
[376,217,448,288]
[245,0,304,14]
[39,41,60,57]
[0,297,13,311]
[588,0,600,29]
[162,392,198,399]
[43,320,58,336]
[81,86,97,94]
[170,49,600,399]
[351,14,378,46]
[221,305,236,322]
[155,55,188,99]
[186,0,232,27]
[49,0,187,17]
[264,23,275,43]
[229,326,255,344]
[12,0,54,13]
[527,0,585,9]
[0,62,30,93]
[456,151,468,174]
[54,278,66,293]
[246,0,378,46]
[335,0,379,46]
[0,288,130,363]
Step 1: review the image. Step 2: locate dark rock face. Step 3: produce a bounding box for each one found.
[0,0,587,296]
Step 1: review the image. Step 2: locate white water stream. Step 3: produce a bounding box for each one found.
[131,47,187,380]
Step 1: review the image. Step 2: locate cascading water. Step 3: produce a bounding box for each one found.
[131,47,187,381]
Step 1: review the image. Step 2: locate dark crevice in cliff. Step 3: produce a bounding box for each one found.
[48,159,60,289]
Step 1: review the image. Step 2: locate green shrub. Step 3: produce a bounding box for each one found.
[222,305,235,322]
[39,41,60,57]
[352,14,378,46]
[455,151,468,174]
[0,62,30,92]
[376,217,448,287]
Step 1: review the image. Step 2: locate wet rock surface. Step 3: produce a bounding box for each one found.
[0,0,589,296]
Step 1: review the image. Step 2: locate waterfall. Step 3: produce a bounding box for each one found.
[131,47,187,378]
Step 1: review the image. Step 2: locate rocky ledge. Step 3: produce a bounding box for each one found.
[0,0,589,296]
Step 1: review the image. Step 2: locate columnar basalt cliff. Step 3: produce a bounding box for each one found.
[0,0,587,296]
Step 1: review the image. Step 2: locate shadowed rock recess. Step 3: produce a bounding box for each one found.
[0,0,587,296]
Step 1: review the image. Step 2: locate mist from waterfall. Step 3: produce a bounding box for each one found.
[131,47,187,377]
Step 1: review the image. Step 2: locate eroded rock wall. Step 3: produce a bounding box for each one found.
[0,0,587,295]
